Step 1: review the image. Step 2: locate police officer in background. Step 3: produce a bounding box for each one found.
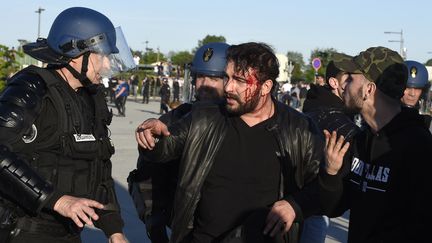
[128,42,229,243]
[401,60,432,132]
[0,7,135,243]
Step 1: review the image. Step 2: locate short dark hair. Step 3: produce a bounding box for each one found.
[325,61,342,83]
[226,42,279,85]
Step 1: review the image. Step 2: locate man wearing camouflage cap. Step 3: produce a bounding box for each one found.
[323,47,432,243]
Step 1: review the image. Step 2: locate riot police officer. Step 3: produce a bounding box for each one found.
[402,60,432,132]
[128,42,229,243]
[0,7,135,243]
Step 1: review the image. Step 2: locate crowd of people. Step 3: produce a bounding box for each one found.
[0,5,431,243]
[105,74,183,118]
[134,43,432,243]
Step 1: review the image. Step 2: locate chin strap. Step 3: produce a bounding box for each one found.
[65,52,93,87]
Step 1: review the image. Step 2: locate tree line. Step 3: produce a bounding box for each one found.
[2,35,429,91]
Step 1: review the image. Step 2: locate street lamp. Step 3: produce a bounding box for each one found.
[35,7,45,38]
[144,40,149,51]
[384,29,406,59]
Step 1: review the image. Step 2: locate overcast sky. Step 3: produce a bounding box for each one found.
[3,0,431,63]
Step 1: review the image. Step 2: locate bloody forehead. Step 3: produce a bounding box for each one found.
[244,69,261,102]
[233,67,258,85]
[246,69,258,85]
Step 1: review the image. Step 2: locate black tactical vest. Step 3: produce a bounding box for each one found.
[19,66,115,205]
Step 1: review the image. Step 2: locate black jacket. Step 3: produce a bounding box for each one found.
[159,83,171,104]
[141,100,334,243]
[324,107,432,243]
[134,103,192,224]
[303,84,360,142]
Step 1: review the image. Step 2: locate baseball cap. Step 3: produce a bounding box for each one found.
[326,53,353,83]
[333,46,408,99]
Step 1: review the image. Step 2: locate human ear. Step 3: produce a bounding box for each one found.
[328,77,338,90]
[261,79,273,95]
[364,82,376,100]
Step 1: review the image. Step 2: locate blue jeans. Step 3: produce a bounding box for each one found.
[300,215,329,243]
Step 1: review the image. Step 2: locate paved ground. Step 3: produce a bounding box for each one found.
[81,96,349,243]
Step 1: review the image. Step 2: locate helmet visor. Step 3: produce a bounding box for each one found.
[182,63,195,103]
[96,27,136,78]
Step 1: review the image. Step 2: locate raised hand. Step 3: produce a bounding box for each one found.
[135,118,170,150]
[324,130,350,175]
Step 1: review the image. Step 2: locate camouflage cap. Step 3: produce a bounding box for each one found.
[333,46,408,99]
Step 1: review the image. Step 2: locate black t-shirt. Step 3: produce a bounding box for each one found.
[192,115,281,242]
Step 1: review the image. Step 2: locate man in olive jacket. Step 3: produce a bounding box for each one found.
[136,42,345,243]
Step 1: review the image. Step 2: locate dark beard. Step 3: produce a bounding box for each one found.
[195,86,224,102]
[344,88,363,114]
[225,90,261,115]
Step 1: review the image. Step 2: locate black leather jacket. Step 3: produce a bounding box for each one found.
[141,100,329,243]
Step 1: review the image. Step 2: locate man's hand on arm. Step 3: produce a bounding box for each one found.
[264,200,296,237]
[135,118,170,150]
[324,130,350,175]
[53,195,104,228]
